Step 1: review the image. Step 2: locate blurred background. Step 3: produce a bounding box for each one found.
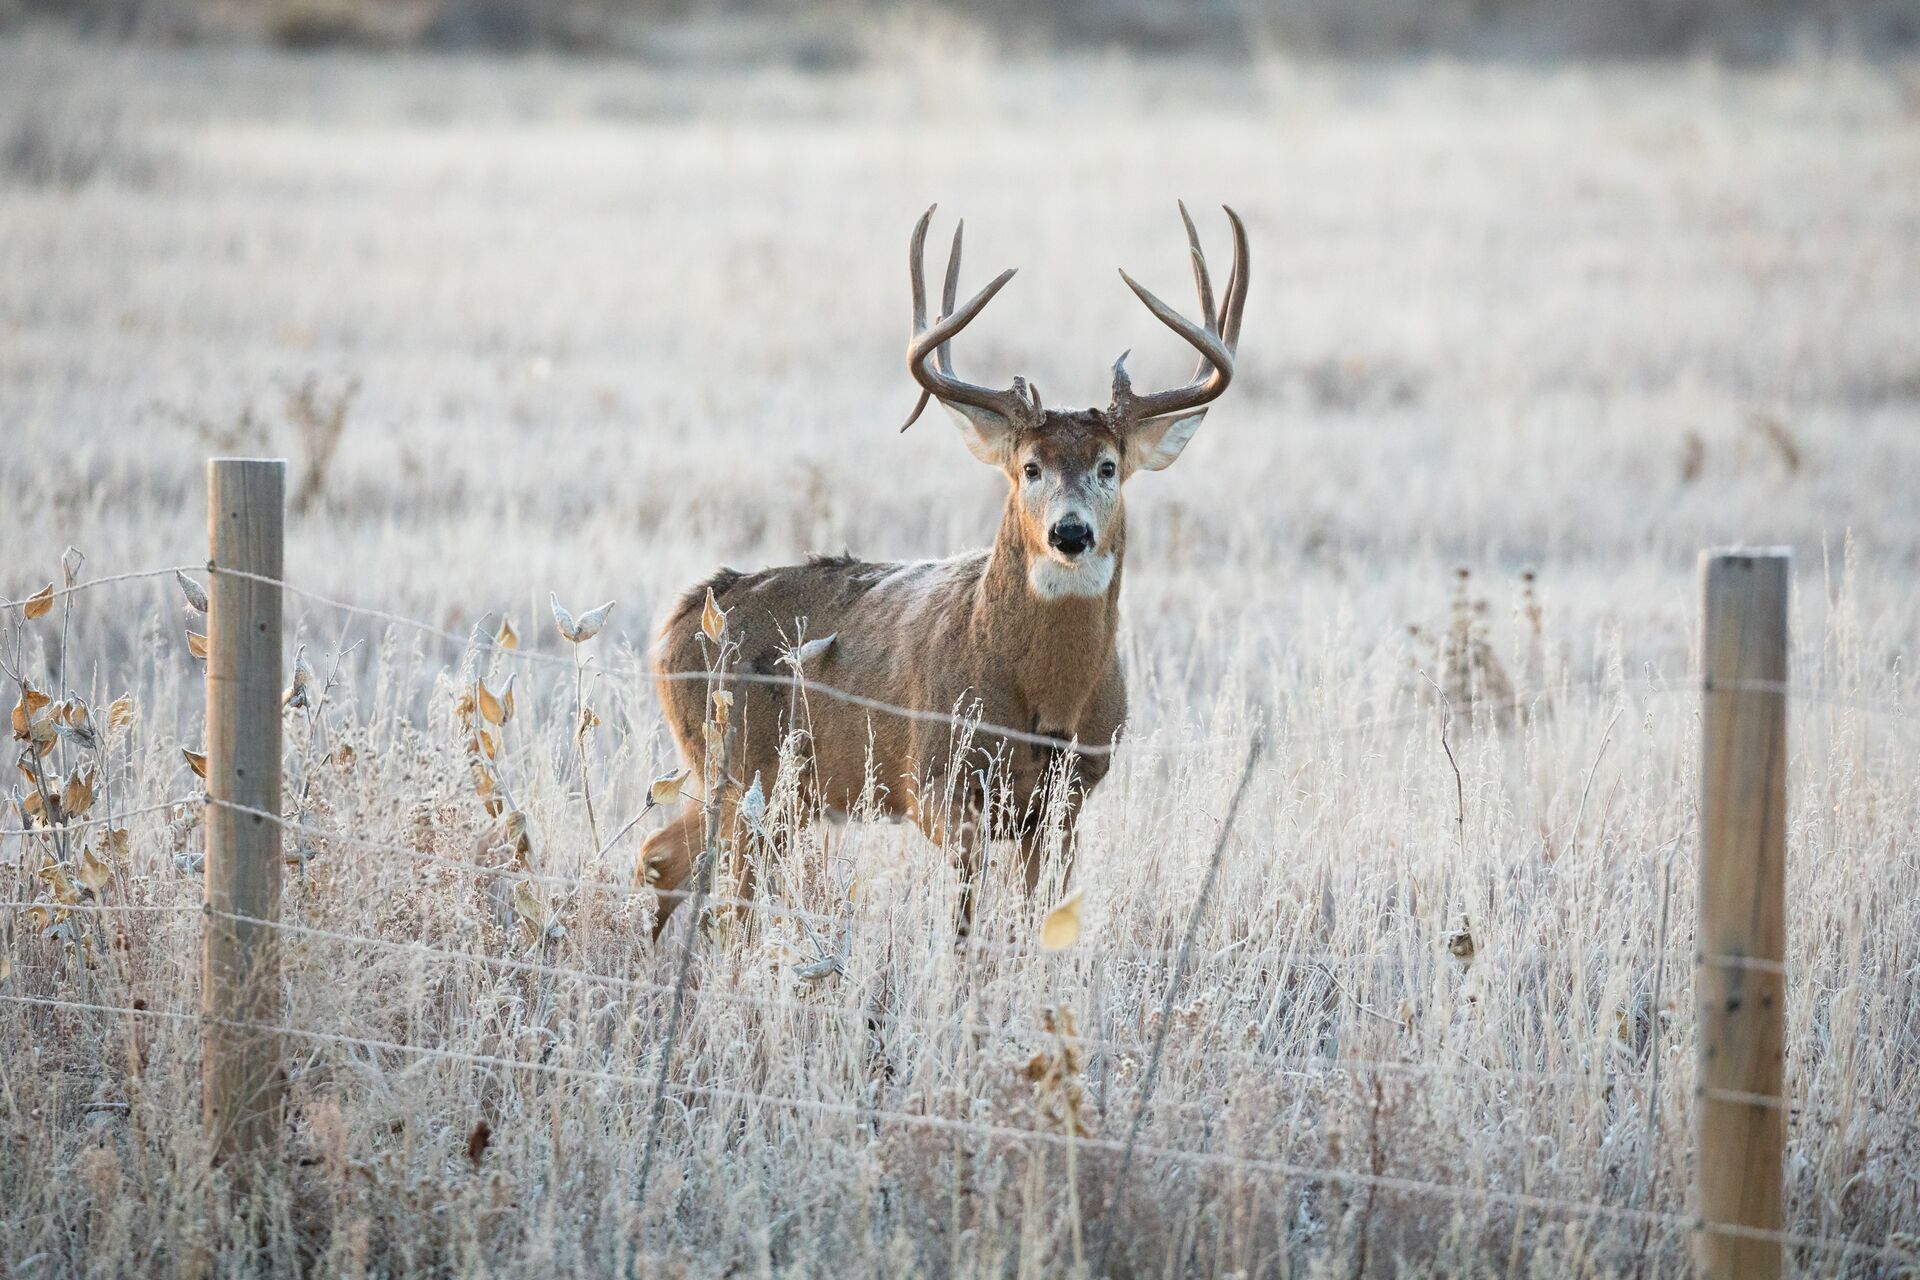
[7,0,1920,59]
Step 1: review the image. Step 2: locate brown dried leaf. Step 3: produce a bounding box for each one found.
[103,827,130,859]
[1039,889,1083,951]
[39,859,81,905]
[466,1119,492,1166]
[12,685,49,739]
[107,694,134,732]
[645,768,691,812]
[22,584,54,621]
[186,630,209,660]
[182,749,208,779]
[78,846,113,893]
[29,718,56,757]
[511,879,549,935]
[475,678,504,727]
[283,645,314,710]
[700,589,726,644]
[495,618,519,651]
[61,768,95,819]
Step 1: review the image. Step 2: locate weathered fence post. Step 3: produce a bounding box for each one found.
[1697,548,1789,1280]
[203,458,286,1164]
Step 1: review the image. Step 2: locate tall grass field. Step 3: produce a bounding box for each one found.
[2,33,1917,1277]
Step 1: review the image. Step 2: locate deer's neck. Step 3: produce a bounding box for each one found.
[973,497,1125,730]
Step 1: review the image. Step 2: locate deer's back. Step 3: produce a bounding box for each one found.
[652,552,993,812]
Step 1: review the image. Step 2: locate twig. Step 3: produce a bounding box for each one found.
[1095,731,1264,1273]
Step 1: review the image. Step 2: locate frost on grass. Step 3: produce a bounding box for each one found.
[2,40,1918,1279]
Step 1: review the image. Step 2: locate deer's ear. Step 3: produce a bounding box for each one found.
[1126,409,1207,472]
[941,400,1017,467]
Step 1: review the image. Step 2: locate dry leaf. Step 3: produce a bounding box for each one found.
[78,846,113,893]
[570,601,614,642]
[466,1119,492,1166]
[549,593,576,642]
[60,546,85,591]
[183,749,208,779]
[1039,890,1083,951]
[499,673,516,723]
[476,678,505,726]
[510,880,550,935]
[186,630,209,660]
[22,584,54,621]
[284,646,314,710]
[103,828,130,859]
[175,570,208,614]
[39,860,81,905]
[644,768,690,812]
[12,685,49,739]
[61,768,95,819]
[332,742,355,768]
[700,589,726,644]
[107,694,134,732]
[61,700,98,750]
[495,618,519,650]
[28,718,56,757]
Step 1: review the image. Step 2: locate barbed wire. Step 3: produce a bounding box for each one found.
[202,905,1637,1092]
[193,565,1730,757]
[14,562,1920,732]
[2,991,1910,1268]
[0,796,202,841]
[202,795,1686,973]
[0,900,197,915]
[0,566,199,614]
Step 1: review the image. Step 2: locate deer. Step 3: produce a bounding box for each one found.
[637,202,1249,939]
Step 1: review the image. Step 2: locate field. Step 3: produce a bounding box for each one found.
[3,31,1920,1277]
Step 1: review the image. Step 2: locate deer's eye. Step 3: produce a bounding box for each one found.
[1023,462,1042,481]
[1099,460,1118,480]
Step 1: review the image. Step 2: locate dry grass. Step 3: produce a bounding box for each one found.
[2,33,1919,1278]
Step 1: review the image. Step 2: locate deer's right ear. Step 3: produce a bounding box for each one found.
[941,400,1017,467]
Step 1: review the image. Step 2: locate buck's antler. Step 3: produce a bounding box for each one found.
[900,206,1039,432]
[1109,202,1249,424]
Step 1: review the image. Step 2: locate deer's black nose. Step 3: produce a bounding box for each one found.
[1048,518,1094,557]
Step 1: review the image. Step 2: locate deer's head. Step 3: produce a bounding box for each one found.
[900,204,1249,601]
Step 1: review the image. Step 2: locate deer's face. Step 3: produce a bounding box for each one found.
[1009,411,1125,600]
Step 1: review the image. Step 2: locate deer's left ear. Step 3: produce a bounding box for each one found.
[1126,409,1207,472]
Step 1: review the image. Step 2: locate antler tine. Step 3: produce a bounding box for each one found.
[1177,199,1216,336]
[1218,205,1250,348]
[901,207,1029,431]
[937,219,964,375]
[1112,203,1249,424]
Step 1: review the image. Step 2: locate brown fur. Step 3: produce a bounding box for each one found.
[639,412,1131,936]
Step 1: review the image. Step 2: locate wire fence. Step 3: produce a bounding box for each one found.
[2,990,1913,1268]
[5,556,1918,1269]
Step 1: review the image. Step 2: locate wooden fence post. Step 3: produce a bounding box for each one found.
[203,458,286,1165]
[1697,548,1789,1279]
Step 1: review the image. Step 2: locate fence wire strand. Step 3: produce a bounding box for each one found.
[2,991,1912,1269]
[9,559,1919,1269]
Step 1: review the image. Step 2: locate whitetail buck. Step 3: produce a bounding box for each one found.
[638,203,1249,937]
